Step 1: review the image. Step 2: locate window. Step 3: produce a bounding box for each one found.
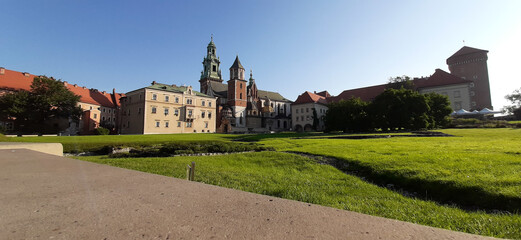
[296,109,299,114]
[470,91,475,96]
[155,121,160,127]
[469,82,475,88]
[202,111,205,118]
[240,83,243,89]
[108,117,111,122]
[208,111,212,118]
[186,122,192,128]
[186,99,193,105]
[202,100,205,106]
[205,122,208,128]
[306,108,309,113]
[165,121,169,128]
[473,75,478,79]
[454,102,462,110]
[128,109,131,116]
[102,116,105,121]
[94,113,97,119]
[103,108,106,112]
[240,93,242,99]
[472,101,476,106]
[165,96,169,102]
[164,108,169,115]
[454,91,461,98]
[151,107,157,114]
[177,122,181,127]
[213,65,216,71]
[188,109,193,117]
[138,108,141,114]
[209,102,212,107]
[152,94,157,100]
[175,97,179,103]
[174,109,179,116]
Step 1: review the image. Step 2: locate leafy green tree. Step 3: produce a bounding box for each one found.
[325,97,370,132]
[0,76,82,133]
[504,88,521,120]
[370,88,430,131]
[424,92,452,128]
[386,75,415,90]
[312,108,319,130]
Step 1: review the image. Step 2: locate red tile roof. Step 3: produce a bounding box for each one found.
[414,69,472,89]
[330,69,470,103]
[293,91,328,105]
[0,68,123,108]
[447,46,488,60]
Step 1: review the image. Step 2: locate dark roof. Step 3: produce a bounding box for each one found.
[293,91,327,105]
[331,69,470,103]
[414,69,472,89]
[206,81,291,102]
[447,46,488,60]
[208,81,228,98]
[230,56,244,69]
[146,82,211,98]
[258,90,292,102]
[315,91,331,98]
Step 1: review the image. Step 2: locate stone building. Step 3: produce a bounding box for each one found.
[292,91,329,132]
[446,46,492,110]
[119,82,216,134]
[198,38,292,133]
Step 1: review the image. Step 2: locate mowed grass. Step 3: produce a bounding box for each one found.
[258,128,521,212]
[78,152,521,239]
[4,133,238,153]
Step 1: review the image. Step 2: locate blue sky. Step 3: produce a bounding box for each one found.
[1,0,520,110]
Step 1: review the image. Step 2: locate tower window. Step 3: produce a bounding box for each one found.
[240,93,242,99]
[240,83,242,89]
[213,65,216,71]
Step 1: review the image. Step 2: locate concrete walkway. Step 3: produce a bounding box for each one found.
[0,149,494,239]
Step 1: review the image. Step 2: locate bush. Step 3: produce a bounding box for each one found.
[95,127,110,135]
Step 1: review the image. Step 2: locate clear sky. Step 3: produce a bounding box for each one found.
[1,0,520,110]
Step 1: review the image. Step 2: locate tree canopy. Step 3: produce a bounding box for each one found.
[504,88,521,120]
[0,76,82,133]
[324,88,452,132]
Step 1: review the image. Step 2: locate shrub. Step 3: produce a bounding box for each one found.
[95,127,110,135]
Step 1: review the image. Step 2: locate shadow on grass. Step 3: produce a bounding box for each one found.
[288,151,521,214]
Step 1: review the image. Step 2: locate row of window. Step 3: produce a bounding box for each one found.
[154,121,210,129]
[295,115,313,122]
[150,107,212,118]
[150,94,212,107]
[295,107,325,114]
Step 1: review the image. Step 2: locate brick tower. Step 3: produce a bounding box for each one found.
[446,46,492,110]
[227,55,247,127]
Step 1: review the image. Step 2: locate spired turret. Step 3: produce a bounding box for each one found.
[200,36,222,82]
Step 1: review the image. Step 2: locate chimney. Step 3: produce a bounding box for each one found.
[23,72,30,77]
[74,84,78,87]
[0,67,5,75]
[102,91,106,94]
[151,81,156,85]
[83,86,86,89]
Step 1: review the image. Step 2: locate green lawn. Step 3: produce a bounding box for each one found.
[6,128,521,238]
[78,152,521,239]
[4,133,238,152]
[258,128,521,212]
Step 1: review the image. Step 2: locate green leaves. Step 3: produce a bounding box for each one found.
[0,76,82,133]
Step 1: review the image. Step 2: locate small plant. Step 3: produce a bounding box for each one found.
[95,127,110,135]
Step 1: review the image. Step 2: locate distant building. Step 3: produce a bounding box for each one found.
[292,91,329,131]
[119,82,216,134]
[329,46,492,111]
[198,38,292,133]
[446,46,492,110]
[0,67,123,134]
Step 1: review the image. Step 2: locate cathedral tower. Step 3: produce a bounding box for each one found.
[446,46,492,110]
[227,55,247,127]
[199,36,223,94]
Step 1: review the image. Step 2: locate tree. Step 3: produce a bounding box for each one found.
[386,75,415,90]
[504,88,521,120]
[312,108,319,130]
[325,97,370,132]
[0,76,82,133]
[424,92,452,128]
[370,88,430,131]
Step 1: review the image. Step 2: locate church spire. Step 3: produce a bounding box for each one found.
[200,36,222,81]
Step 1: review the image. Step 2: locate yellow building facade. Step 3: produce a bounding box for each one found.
[120,82,216,134]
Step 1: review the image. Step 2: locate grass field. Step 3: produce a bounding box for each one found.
[5,128,521,238]
[78,151,521,239]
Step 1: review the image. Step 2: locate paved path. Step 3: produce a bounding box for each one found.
[0,149,494,239]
